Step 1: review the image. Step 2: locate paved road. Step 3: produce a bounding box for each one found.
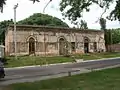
[0,58,120,85]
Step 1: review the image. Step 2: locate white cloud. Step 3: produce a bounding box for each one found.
[0,0,120,29]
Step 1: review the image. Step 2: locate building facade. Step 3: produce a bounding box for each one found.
[5,25,106,56]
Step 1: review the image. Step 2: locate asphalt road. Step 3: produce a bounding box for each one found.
[0,58,120,85]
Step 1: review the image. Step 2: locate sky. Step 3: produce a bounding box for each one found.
[0,0,120,29]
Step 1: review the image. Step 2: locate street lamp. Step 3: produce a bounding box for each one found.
[13,3,18,59]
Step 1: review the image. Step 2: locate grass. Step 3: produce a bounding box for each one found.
[5,52,120,68]
[4,67,120,90]
[5,56,74,68]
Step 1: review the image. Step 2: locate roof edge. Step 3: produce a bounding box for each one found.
[8,24,103,32]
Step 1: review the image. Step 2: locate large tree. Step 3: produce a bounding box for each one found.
[0,19,13,44]
[111,28,120,44]
[1,0,120,22]
[0,13,68,44]
[17,13,69,27]
[60,0,120,23]
[99,18,106,30]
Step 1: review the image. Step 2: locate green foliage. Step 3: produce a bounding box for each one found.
[0,13,68,45]
[6,52,120,68]
[17,13,69,27]
[111,28,120,44]
[0,19,13,44]
[108,0,120,21]
[60,0,113,23]
[75,20,88,29]
[80,20,88,29]
[1,0,120,23]
[0,0,6,12]
[105,28,120,45]
[99,18,106,30]
[105,30,111,45]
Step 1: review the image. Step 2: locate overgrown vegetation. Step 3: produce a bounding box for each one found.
[0,19,13,44]
[0,13,68,44]
[5,52,120,68]
[17,13,69,27]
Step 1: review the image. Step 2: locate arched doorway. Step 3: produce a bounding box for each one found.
[29,37,35,54]
[59,38,68,55]
[84,37,89,53]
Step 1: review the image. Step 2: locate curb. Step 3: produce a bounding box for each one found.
[5,57,120,70]
[82,57,120,63]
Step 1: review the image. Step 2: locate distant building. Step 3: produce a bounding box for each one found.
[5,25,105,56]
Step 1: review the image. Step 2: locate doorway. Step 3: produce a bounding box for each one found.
[84,43,89,53]
[59,38,68,55]
[84,37,89,53]
[29,37,35,54]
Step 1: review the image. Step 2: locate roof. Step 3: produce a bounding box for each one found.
[8,24,104,33]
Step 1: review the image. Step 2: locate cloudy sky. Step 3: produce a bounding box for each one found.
[0,0,120,29]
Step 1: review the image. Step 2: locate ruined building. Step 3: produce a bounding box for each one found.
[5,25,106,56]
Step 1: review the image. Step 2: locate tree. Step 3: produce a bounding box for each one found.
[59,0,120,23]
[76,20,88,29]
[99,17,109,51]
[99,18,106,30]
[17,13,69,27]
[0,13,68,44]
[1,0,120,22]
[0,0,6,12]
[111,28,120,44]
[80,20,88,29]
[0,19,13,44]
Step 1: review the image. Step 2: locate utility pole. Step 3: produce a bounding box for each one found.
[110,29,113,52]
[14,3,18,59]
[42,0,52,64]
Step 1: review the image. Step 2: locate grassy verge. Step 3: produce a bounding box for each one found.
[5,56,74,68]
[5,67,120,90]
[5,52,120,68]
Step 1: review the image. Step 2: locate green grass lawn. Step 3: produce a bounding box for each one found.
[5,52,120,68]
[4,67,120,90]
[5,56,74,68]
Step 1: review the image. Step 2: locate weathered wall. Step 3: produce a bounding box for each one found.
[5,25,105,56]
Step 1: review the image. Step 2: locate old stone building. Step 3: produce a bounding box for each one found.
[5,25,105,56]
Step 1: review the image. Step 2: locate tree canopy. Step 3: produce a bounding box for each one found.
[99,18,106,30]
[0,19,13,44]
[110,28,120,44]
[59,0,117,23]
[1,0,120,23]
[75,20,88,29]
[17,13,69,27]
[1,0,120,25]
